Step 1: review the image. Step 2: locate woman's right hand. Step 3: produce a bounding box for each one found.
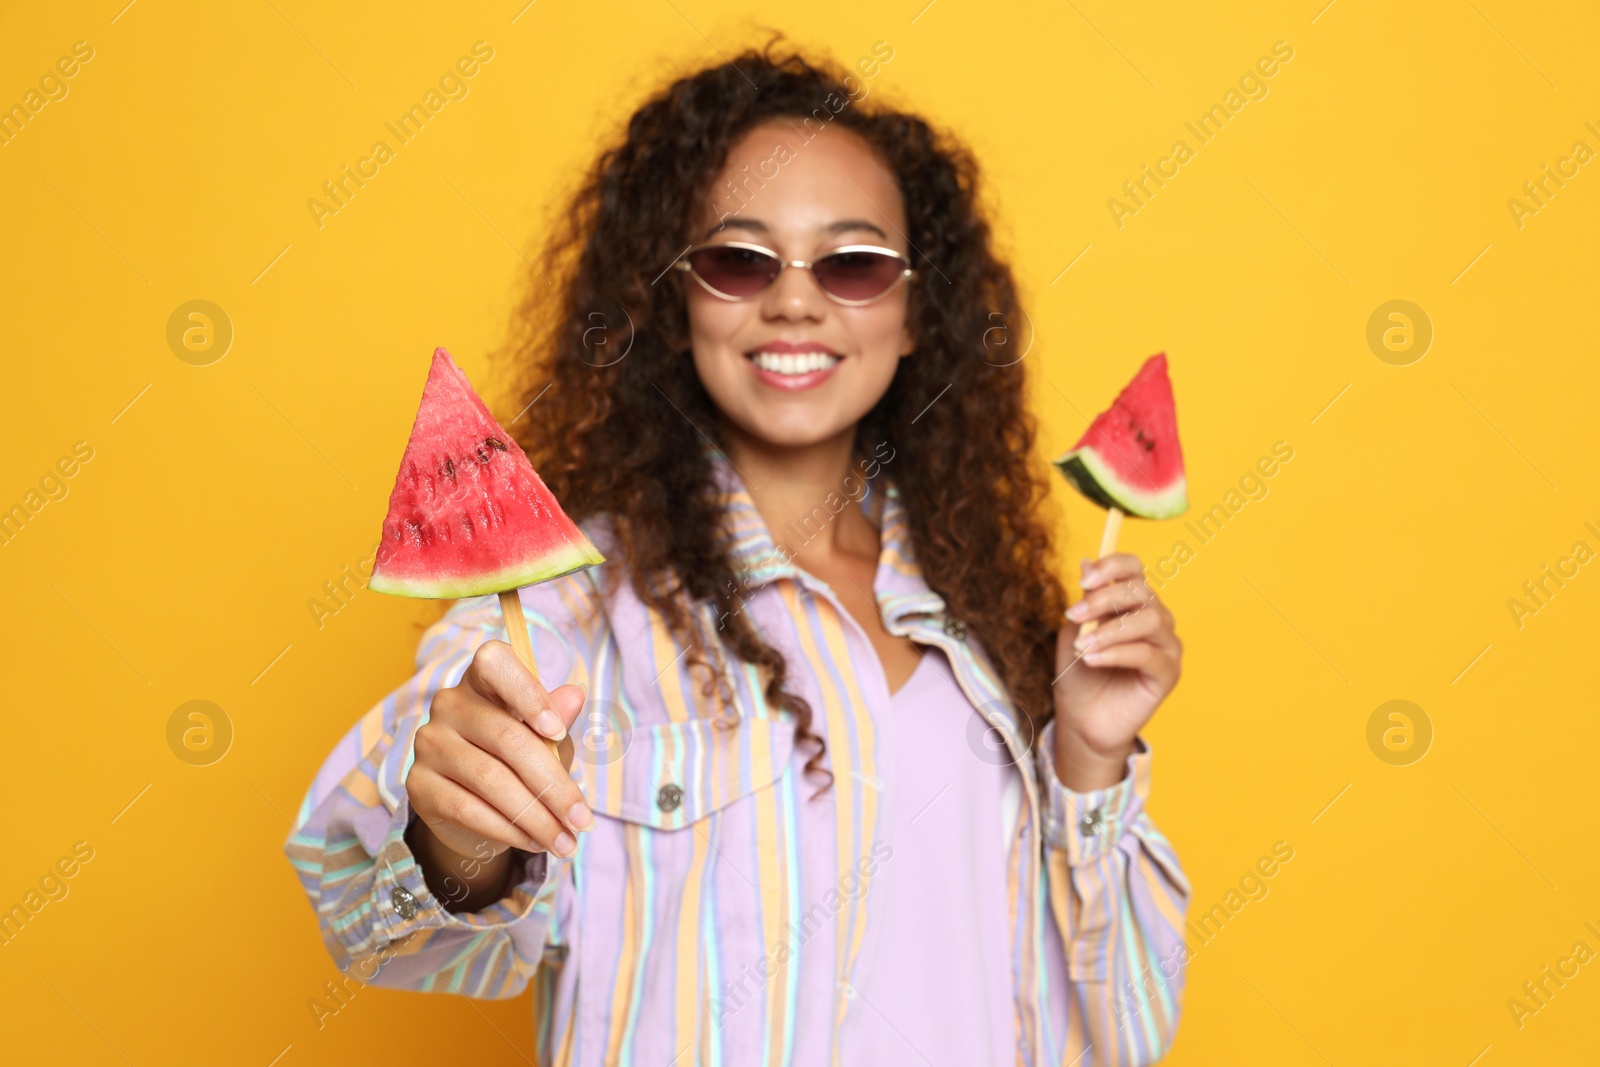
[408,640,595,870]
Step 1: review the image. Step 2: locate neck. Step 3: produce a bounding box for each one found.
[718,422,880,570]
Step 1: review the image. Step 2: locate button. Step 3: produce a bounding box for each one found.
[656,782,683,813]
[391,885,419,920]
[943,617,967,639]
[1078,807,1104,837]
[542,942,570,966]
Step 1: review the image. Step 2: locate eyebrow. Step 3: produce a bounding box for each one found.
[701,217,890,241]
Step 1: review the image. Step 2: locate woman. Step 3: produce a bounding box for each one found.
[286,37,1189,1066]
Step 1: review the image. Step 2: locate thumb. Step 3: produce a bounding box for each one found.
[547,682,589,776]
[549,681,590,731]
[528,681,588,742]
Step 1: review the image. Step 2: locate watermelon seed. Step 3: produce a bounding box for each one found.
[442,457,456,480]
[476,446,491,464]
[486,437,507,451]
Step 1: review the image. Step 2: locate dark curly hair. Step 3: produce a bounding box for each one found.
[493,32,1068,798]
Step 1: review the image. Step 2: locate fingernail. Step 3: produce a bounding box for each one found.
[1080,565,1102,589]
[535,711,566,739]
[1066,602,1089,621]
[568,801,594,831]
[1083,650,1102,665]
[553,831,577,856]
[1075,633,1096,652]
[574,680,590,699]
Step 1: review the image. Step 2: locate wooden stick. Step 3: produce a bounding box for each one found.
[498,588,564,763]
[1077,506,1123,637]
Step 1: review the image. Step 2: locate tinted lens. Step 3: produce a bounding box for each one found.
[687,245,781,297]
[813,250,906,301]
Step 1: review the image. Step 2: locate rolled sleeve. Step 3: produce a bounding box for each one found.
[367,793,552,946]
[1035,718,1150,864]
[1035,717,1189,1064]
[285,575,600,996]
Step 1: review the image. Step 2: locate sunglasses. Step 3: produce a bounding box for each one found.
[673,241,916,306]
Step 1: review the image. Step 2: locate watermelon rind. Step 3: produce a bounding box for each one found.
[368,347,606,600]
[1052,351,1187,521]
[1054,448,1188,520]
[368,537,603,599]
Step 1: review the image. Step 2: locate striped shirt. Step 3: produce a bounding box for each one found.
[284,444,1191,1065]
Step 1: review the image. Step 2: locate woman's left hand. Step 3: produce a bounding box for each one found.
[1051,552,1182,791]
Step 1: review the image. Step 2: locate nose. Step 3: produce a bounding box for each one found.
[760,259,828,321]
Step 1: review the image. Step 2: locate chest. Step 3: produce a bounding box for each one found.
[576,572,1041,858]
[565,586,1037,1059]
[799,552,926,696]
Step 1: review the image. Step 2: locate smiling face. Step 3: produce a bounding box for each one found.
[683,119,916,452]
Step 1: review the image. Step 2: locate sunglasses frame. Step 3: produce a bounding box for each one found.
[673,240,917,307]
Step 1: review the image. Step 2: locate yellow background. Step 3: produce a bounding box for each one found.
[3,0,1597,1063]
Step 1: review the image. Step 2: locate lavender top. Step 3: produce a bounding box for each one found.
[847,645,1023,1064]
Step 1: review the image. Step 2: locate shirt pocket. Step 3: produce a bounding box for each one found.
[570,714,800,1037]
[582,714,798,829]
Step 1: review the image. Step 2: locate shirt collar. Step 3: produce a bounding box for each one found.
[703,442,948,630]
[701,443,1034,778]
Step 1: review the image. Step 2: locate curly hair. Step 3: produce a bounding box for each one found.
[493,32,1069,799]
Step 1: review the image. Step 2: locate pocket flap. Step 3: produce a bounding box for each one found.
[583,715,797,830]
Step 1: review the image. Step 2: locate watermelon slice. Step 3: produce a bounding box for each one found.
[369,348,605,599]
[1053,353,1187,520]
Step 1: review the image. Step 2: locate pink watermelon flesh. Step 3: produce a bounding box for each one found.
[1053,352,1188,520]
[369,348,605,599]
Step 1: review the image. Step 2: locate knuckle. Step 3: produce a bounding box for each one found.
[473,750,511,791]
[497,725,540,765]
[497,719,529,753]
[510,808,549,842]
[548,779,583,815]
[531,766,577,811]
[429,687,457,718]
[407,773,437,812]
[475,640,508,671]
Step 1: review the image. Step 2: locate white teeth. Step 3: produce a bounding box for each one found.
[750,351,840,375]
